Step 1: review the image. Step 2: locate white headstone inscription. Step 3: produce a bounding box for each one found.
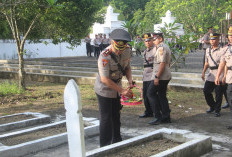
[64,79,85,157]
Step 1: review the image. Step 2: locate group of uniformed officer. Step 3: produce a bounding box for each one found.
[84,34,110,58]
[94,29,133,147]
[94,29,172,147]
[201,26,232,124]
[215,26,232,129]
[139,33,172,125]
[93,26,232,148]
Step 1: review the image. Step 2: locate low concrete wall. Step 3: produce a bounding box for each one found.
[86,128,212,157]
[0,117,99,157]
[0,40,87,60]
[0,112,50,132]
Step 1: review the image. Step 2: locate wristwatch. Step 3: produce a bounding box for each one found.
[155,75,159,79]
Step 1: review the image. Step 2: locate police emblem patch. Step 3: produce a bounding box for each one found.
[102,59,108,67]
[159,47,164,56]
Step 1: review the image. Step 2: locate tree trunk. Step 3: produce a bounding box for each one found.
[18,52,26,90]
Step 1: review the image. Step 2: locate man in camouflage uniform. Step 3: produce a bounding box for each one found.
[139,33,154,118]
[202,33,226,117]
[147,33,172,125]
[94,29,133,147]
[215,26,232,129]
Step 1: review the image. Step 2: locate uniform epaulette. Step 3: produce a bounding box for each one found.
[103,49,112,57]
[158,44,163,48]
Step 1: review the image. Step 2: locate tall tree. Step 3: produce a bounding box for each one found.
[111,0,150,21]
[133,0,232,35]
[133,0,165,34]
[0,0,103,89]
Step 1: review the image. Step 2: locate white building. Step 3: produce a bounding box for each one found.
[154,10,185,36]
[0,6,125,59]
[90,6,125,38]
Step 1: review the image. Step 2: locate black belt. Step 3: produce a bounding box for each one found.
[227,66,232,70]
[112,78,121,84]
[209,66,218,70]
[144,64,153,68]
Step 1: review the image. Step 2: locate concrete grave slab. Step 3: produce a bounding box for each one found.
[0,117,99,157]
[86,128,212,157]
[0,112,50,132]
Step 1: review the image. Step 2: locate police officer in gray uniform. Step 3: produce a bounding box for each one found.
[139,33,154,118]
[94,29,133,147]
[203,27,214,67]
[147,32,172,125]
[215,26,232,129]
[202,33,226,117]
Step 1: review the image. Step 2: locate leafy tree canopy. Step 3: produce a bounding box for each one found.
[110,0,150,21]
[133,0,232,35]
[0,0,104,45]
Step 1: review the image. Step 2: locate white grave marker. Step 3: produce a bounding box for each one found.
[64,79,86,157]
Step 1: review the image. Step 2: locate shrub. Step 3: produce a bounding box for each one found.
[0,81,23,96]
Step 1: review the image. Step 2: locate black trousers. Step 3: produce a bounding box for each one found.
[86,43,91,56]
[203,81,224,113]
[96,94,122,147]
[94,47,100,58]
[227,84,232,113]
[223,84,228,103]
[203,48,206,68]
[103,44,109,50]
[143,81,153,115]
[147,80,170,120]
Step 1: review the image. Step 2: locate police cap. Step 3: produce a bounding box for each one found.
[110,29,131,41]
[153,32,163,40]
[228,26,232,36]
[110,29,131,42]
[209,33,220,40]
[142,33,153,41]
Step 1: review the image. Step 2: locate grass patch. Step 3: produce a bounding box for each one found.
[0,79,225,120]
[0,81,24,96]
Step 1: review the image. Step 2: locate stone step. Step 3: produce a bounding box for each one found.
[0,55,206,89]
[185,57,203,62]
[0,67,204,88]
[0,65,203,79]
[0,70,204,89]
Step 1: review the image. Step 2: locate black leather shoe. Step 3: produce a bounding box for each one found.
[222,102,229,109]
[148,118,161,125]
[226,126,232,130]
[206,108,215,113]
[139,113,153,118]
[214,112,221,117]
[161,118,171,123]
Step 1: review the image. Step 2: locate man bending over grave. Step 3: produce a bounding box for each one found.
[94,29,133,147]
